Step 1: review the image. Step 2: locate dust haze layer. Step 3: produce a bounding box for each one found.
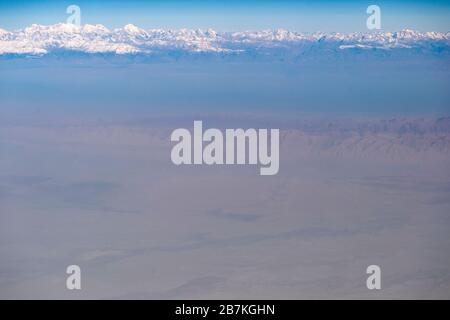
[0,25,450,298]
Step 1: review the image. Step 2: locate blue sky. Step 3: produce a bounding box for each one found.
[0,0,449,31]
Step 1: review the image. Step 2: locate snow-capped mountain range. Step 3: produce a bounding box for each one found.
[0,23,449,56]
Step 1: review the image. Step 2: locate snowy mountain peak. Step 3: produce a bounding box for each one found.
[0,23,448,57]
[122,24,146,35]
[82,24,110,34]
[24,23,81,34]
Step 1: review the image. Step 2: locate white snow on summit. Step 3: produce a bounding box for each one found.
[0,23,448,56]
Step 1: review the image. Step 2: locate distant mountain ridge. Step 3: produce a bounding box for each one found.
[0,23,449,57]
[2,116,449,162]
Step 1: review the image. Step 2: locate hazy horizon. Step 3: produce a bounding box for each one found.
[1,0,450,300]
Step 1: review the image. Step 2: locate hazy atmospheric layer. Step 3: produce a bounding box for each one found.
[0,23,449,298]
[0,112,450,299]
